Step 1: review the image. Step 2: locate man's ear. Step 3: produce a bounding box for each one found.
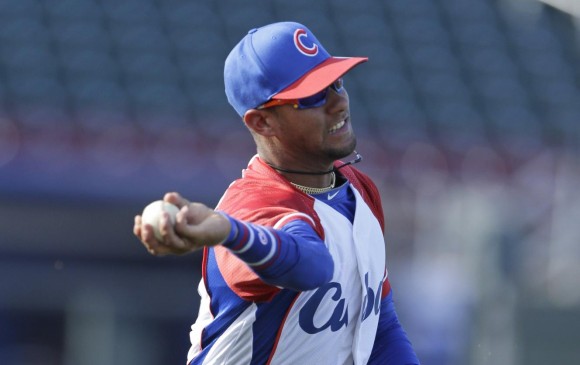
[243,109,277,137]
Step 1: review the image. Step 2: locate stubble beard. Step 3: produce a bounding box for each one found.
[327,135,357,161]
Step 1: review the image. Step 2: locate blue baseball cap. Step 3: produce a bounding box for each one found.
[224,21,368,116]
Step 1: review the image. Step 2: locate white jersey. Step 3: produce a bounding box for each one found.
[187,157,388,365]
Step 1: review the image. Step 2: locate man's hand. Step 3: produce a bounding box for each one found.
[134,192,231,256]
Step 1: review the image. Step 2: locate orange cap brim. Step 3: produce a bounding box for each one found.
[273,56,368,100]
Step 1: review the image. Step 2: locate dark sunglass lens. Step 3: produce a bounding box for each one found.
[298,89,327,108]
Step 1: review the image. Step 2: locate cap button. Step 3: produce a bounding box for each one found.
[248,28,258,34]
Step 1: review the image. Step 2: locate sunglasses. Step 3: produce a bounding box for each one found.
[258,78,344,110]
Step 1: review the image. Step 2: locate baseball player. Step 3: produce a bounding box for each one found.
[134,21,420,365]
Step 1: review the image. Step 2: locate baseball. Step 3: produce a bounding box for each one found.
[141,200,180,241]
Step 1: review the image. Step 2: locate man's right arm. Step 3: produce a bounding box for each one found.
[219,214,334,291]
[134,193,333,292]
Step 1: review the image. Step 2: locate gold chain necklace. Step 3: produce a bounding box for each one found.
[291,172,336,195]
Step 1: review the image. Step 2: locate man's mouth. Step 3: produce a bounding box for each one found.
[329,119,346,134]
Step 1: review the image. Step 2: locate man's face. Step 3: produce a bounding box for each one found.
[270,84,357,166]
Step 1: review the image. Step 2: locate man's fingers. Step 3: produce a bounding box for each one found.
[159,213,190,250]
[163,192,190,209]
[133,215,142,237]
[136,196,215,256]
[139,224,161,255]
[177,203,212,225]
[136,210,193,256]
[141,223,157,243]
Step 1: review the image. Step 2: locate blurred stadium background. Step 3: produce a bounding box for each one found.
[0,0,579,364]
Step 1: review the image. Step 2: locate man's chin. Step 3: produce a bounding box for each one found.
[330,139,357,161]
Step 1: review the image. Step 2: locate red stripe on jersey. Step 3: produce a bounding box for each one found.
[381,278,392,299]
[266,294,301,365]
[337,163,385,232]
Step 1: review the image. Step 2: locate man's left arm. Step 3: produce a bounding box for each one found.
[368,289,420,365]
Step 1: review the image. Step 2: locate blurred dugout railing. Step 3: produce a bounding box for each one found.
[0,0,578,198]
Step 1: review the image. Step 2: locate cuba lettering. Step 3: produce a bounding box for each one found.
[361,273,383,321]
[299,274,383,334]
[299,282,348,334]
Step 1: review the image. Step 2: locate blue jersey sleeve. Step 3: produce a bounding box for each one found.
[219,213,334,291]
[368,291,420,365]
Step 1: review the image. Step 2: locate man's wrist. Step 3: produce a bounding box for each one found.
[216,212,239,246]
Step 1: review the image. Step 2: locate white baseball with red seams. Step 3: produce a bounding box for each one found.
[141,200,179,241]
